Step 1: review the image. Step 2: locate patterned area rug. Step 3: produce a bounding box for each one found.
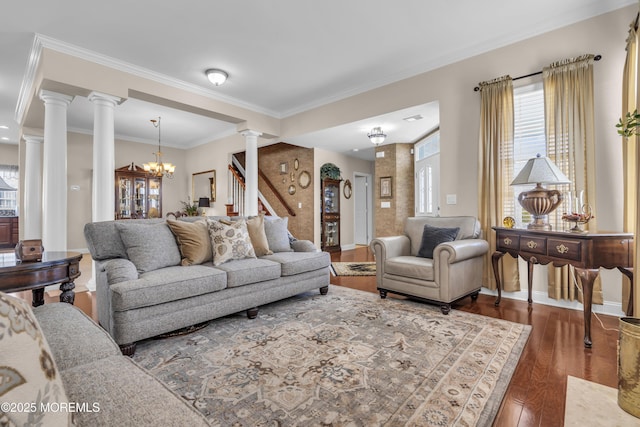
[133,286,530,426]
[331,261,376,276]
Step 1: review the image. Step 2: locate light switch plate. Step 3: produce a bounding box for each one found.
[381,201,391,208]
[376,151,385,158]
[446,194,457,205]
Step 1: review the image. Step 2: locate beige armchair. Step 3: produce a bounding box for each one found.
[370,216,489,314]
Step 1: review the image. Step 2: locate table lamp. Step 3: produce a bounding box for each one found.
[198,197,210,216]
[510,154,571,230]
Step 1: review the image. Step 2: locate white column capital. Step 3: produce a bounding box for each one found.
[240,129,262,138]
[23,135,44,144]
[88,91,122,107]
[39,90,74,107]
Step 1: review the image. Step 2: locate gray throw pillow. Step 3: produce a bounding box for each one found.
[417,224,460,259]
[115,222,181,273]
[263,217,293,252]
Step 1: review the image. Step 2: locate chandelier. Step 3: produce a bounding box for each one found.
[143,116,175,179]
[367,127,387,145]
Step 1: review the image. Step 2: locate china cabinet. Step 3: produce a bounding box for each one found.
[115,165,162,219]
[321,177,341,252]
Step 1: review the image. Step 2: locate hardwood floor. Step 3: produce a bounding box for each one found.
[331,246,620,427]
[20,246,619,426]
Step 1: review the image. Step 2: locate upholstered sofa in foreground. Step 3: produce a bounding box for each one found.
[84,216,331,355]
[0,292,209,426]
[370,216,489,314]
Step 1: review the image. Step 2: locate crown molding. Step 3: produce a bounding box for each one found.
[17,34,282,123]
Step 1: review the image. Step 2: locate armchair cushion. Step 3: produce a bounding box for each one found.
[417,224,459,259]
[385,256,435,281]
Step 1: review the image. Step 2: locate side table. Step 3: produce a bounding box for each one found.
[0,251,83,306]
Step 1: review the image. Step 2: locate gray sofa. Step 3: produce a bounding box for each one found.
[370,216,489,314]
[32,302,210,426]
[84,216,331,355]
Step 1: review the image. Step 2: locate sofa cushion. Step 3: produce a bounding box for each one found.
[60,355,209,426]
[104,258,139,284]
[166,219,213,265]
[84,220,128,260]
[262,251,331,276]
[385,256,434,281]
[110,265,227,311]
[214,258,281,287]
[0,292,72,426]
[33,303,120,372]
[264,216,293,252]
[116,222,181,273]
[246,214,273,256]
[208,219,257,266]
[417,224,460,259]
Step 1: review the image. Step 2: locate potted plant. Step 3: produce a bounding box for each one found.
[180,198,199,216]
[616,109,640,137]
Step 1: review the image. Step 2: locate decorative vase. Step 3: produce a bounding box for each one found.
[618,317,640,418]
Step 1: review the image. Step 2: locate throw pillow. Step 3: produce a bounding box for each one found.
[166,219,213,265]
[0,292,72,426]
[417,224,460,259]
[207,219,257,266]
[263,216,293,253]
[115,222,181,273]
[246,215,273,257]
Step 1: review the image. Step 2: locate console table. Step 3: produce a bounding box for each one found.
[491,227,633,348]
[0,251,82,307]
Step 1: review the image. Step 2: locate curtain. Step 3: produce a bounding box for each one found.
[623,15,640,316]
[478,75,520,291]
[543,55,602,304]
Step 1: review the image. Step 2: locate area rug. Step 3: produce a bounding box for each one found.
[564,376,640,426]
[331,261,376,276]
[133,285,530,426]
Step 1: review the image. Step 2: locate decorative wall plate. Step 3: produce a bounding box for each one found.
[343,179,352,199]
[298,171,311,189]
[294,158,299,170]
[288,184,296,195]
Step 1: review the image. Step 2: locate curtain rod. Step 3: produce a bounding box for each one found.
[473,54,602,92]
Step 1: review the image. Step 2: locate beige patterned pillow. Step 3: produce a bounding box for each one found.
[208,219,256,266]
[0,293,73,426]
[166,219,213,265]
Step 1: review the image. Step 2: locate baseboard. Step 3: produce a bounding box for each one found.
[479,288,624,317]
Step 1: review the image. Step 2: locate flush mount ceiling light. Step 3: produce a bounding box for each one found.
[403,114,423,122]
[367,127,387,145]
[206,69,228,86]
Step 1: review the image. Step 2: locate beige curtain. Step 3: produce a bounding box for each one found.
[478,75,520,291]
[622,17,638,316]
[543,55,602,304]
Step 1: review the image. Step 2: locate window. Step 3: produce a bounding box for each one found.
[507,83,546,228]
[0,164,19,215]
[415,130,440,216]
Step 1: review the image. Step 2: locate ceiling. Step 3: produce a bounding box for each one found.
[0,0,634,160]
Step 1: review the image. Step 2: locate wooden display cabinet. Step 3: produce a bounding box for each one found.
[115,165,162,219]
[321,177,341,252]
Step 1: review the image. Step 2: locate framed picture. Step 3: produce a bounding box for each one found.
[380,176,392,198]
[279,162,288,174]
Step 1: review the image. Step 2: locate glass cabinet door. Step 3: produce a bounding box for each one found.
[324,221,338,247]
[148,178,161,218]
[134,177,146,217]
[324,182,339,213]
[118,176,132,218]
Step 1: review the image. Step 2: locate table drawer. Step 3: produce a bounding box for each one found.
[496,233,520,251]
[520,236,546,255]
[548,238,582,261]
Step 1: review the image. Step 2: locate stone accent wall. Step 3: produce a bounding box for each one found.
[374,143,414,237]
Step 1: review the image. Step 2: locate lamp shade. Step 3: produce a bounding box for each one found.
[198,197,210,208]
[510,154,571,185]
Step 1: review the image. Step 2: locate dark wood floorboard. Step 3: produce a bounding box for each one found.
[330,247,620,427]
[12,246,620,427]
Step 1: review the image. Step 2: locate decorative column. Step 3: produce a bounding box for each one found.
[241,130,261,216]
[22,135,43,239]
[39,90,74,251]
[88,92,121,222]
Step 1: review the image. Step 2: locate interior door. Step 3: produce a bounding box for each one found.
[354,174,372,245]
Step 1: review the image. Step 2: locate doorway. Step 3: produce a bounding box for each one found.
[353,172,373,245]
[414,130,440,216]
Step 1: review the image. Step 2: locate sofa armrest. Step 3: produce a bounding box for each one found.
[433,239,489,264]
[369,236,411,286]
[291,240,319,252]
